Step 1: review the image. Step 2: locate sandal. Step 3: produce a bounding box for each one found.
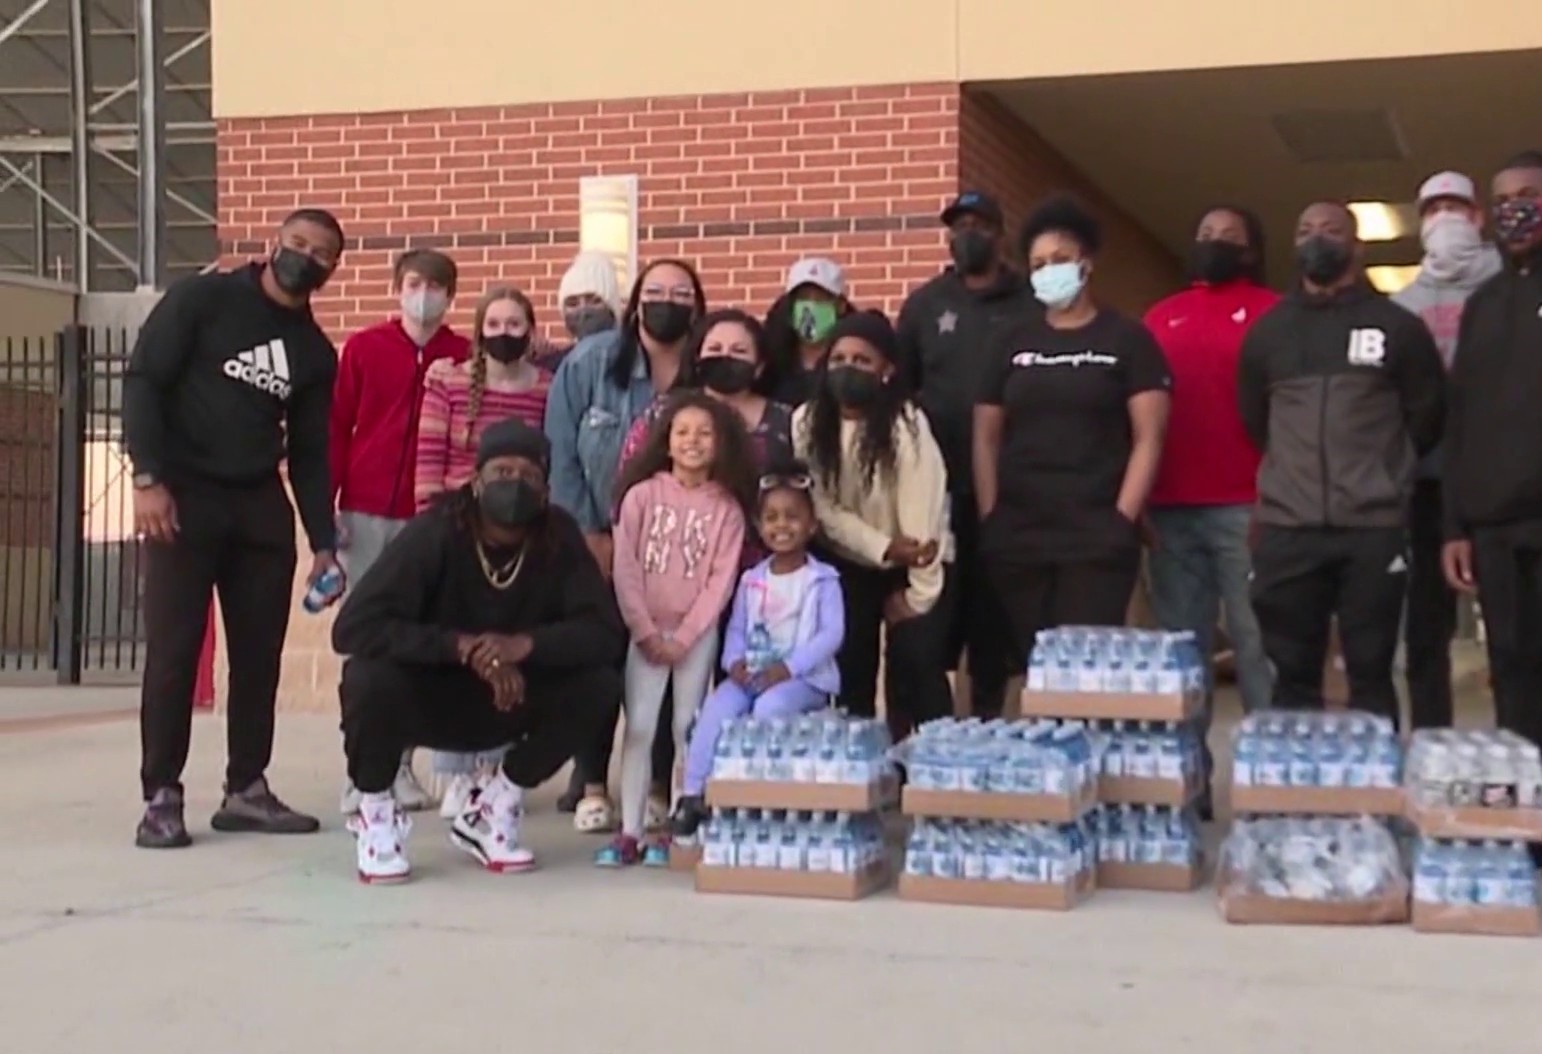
[574,794,616,834]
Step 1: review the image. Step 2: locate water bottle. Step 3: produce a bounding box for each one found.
[1504,844,1536,907]
[701,812,727,867]
[1443,840,1475,904]
[904,824,930,877]
[777,812,805,870]
[1156,725,1183,781]
[1026,644,1048,692]
[1128,723,1156,779]
[790,718,816,783]
[741,721,767,780]
[1289,735,1316,788]
[729,809,751,867]
[814,719,845,784]
[1232,731,1257,787]
[1105,634,1131,693]
[713,719,744,780]
[1413,841,1446,904]
[828,812,854,874]
[302,566,345,613]
[752,811,778,868]
[1155,644,1183,695]
[841,721,874,785]
[1132,634,1159,693]
[983,825,1011,882]
[960,827,986,881]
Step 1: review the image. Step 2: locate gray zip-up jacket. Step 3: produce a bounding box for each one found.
[1392,245,1502,478]
[1236,283,1446,529]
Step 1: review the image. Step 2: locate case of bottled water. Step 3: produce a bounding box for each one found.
[699,808,886,875]
[1090,720,1203,793]
[1219,816,1407,913]
[1024,627,1205,699]
[709,713,893,787]
[902,816,1096,888]
[1091,805,1202,870]
[1406,729,1542,812]
[894,717,1095,805]
[1412,838,1538,909]
[1230,711,1402,792]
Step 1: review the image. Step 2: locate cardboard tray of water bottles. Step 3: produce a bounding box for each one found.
[1405,729,1542,938]
[1017,627,1205,723]
[689,713,896,901]
[1229,711,1406,817]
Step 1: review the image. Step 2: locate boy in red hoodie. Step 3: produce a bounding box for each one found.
[331,249,470,813]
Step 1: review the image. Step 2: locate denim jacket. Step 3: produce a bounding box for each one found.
[542,328,654,531]
[721,555,844,696]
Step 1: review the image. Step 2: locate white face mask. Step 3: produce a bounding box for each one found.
[1420,213,1483,282]
[401,288,449,324]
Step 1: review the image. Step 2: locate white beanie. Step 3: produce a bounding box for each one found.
[558,251,622,314]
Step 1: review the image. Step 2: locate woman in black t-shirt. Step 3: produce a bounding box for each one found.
[973,196,1172,665]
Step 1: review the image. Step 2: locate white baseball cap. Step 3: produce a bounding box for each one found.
[1417,171,1477,211]
[785,257,847,298]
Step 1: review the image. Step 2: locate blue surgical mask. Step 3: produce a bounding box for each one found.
[1031,261,1086,308]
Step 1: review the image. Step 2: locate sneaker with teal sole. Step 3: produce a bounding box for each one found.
[594,834,641,867]
[641,841,670,868]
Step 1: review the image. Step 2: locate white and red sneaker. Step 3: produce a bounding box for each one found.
[450,774,536,873]
[349,795,411,885]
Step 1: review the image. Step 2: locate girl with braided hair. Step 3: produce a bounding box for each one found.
[414,285,553,812]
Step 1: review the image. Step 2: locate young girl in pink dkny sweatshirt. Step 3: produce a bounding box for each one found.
[601,392,757,867]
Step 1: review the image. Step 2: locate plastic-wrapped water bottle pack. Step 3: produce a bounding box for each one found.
[894,718,1095,799]
[1231,711,1402,789]
[699,809,885,874]
[1405,729,1542,810]
[1025,626,1206,695]
[709,714,893,786]
[1090,720,1203,783]
[1220,817,1405,901]
[1412,838,1538,909]
[903,816,1096,885]
[1093,805,1202,868]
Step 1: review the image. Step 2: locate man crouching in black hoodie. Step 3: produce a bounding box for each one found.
[1238,200,1445,723]
[1442,151,1542,755]
[333,419,624,883]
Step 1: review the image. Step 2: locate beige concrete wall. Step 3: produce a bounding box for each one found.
[0,275,75,339]
[212,0,1542,118]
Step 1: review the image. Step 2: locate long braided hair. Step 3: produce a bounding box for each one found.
[463,286,537,448]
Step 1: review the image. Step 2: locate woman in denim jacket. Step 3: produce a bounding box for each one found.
[543,257,707,831]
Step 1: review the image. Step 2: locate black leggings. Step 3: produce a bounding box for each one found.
[343,657,620,793]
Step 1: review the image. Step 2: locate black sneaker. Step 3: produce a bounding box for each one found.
[211,777,320,835]
[671,795,708,839]
[135,787,193,849]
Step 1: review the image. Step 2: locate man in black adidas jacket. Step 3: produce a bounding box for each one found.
[1442,151,1542,753]
[1237,200,1445,722]
[124,208,345,849]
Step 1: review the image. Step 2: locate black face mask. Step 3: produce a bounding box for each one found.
[695,356,757,395]
[269,246,331,297]
[479,479,545,529]
[484,333,530,364]
[1190,240,1246,284]
[639,301,694,344]
[1296,236,1354,286]
[827,365,884,408]
[949,230,996,277]
[564,304,616,341]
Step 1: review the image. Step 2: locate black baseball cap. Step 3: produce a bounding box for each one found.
[941,191,1004,228]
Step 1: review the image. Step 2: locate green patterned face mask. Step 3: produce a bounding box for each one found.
[792,298,839,345]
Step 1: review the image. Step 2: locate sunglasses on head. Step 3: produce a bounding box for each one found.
[759,472,812,492]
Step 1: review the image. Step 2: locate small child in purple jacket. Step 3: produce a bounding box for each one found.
[673,461,844,837]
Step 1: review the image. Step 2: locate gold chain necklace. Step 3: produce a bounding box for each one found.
[475,539,527,590]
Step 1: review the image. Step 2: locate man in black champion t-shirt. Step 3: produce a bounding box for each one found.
[125,208,346,849]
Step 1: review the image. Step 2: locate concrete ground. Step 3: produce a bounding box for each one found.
[0,648,1530,1054]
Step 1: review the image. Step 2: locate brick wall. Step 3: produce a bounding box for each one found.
[0,384,56,549]
[218,83,963,338]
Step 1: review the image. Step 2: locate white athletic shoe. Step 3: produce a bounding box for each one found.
[339,781,363,816]
[438,772,480,820]
[393,757,433,812]
[350,795,411,884]
[450,776,536,873]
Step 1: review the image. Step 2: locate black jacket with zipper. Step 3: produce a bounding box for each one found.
[1237,282,1445,529]
[1442,261,1542,539]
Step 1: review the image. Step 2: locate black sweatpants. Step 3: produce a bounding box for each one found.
[1404,480,1457,728]
[1251,525,1406,722]
[946,492,1015,718]
[139,478,296,800]
[1472,525,1542,751]
[993,552,1140,670]
[342,657,621,793]
[824,551,956,735]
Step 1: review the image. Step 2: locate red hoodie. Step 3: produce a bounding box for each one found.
[1144,281,1281,507]
[329,319,470,519]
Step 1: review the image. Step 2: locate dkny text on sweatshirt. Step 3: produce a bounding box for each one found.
[122,264,339,551]
[611,471,746,652]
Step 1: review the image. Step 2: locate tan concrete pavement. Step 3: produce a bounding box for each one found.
[0,659,1529,1054]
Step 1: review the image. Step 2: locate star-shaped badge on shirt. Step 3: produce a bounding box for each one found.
[937,310,957,334]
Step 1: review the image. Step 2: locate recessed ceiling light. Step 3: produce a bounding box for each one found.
[1348,202,1418,243]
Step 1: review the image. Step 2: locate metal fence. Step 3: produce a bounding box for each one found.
[0,325,145,682]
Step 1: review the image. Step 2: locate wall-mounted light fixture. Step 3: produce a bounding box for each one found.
[579,174,639,292]
[1347,201,1418,243]
[1365,264,1421,294]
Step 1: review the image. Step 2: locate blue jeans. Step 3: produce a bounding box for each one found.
[1147,505,1273,713]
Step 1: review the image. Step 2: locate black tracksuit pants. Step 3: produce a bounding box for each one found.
[947,492,1015,718]
[1471,524,1542,752]
[342,657,620,793]
[1250,525,1407,722]
[994,553,1140,670]
[1405,480,1457,728]
[139,477,296,800]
